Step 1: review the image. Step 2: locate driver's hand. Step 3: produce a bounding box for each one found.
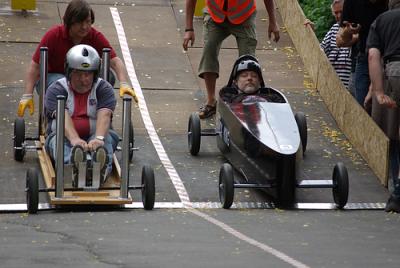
[17,94,34,117]
[119,82,138,103]
[88,139,104,152]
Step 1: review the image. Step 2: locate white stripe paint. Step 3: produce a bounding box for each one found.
[109,7,310,268]
[0,202,386,212]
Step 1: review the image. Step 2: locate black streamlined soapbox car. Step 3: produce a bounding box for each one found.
[13,47,155,214]
[187,55,349,209]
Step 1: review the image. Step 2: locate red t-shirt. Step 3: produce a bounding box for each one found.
[32,25,117,73]
[71,89,91,139]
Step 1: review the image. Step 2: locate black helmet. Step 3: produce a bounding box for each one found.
[227,55,265,88]
[65,44,100,81]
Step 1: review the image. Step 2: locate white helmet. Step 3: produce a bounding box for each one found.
[65,44,100,81]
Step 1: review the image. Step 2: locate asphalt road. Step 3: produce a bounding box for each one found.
[0,1,399,267]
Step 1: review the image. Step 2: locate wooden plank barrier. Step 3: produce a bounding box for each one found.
[275,0,389,185]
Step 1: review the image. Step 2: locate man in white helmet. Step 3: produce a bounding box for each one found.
[17,0,137,119]
[44,44,118,183]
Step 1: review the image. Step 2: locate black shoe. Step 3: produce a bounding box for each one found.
[71,145,86,169]
[198,102,216,119]
[385,195,400,213]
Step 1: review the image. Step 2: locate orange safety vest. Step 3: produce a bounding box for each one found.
[206,0,256,24]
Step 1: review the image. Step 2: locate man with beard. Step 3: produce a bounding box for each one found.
[220,56,265,103]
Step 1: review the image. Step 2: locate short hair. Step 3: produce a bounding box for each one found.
[63,0,95,30]
[389,0,400,9]
[331,0,344,7]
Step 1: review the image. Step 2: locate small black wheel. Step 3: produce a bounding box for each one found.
[141,165,155,210]
[219,163,234,209]
[129,120,135,162]
[277,156,296,208]
[295,112,307,154]
[26,168,39,214]
[332,162,349,209]
[14,117,26,162]
[188,113,201,155]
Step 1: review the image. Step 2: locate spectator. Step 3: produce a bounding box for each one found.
[367,0,400,212]
[337,0,387,107]
[18,0,137,118]
[305,0,353,90]
[183,0,280,119]
[45,45,118,184]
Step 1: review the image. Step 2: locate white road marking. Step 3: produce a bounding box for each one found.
[0,202,386,212]
[109,6,310,268]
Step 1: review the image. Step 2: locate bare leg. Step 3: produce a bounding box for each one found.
[203,72,217,105]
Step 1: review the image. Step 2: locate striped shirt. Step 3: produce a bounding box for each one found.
[320,23,352,88]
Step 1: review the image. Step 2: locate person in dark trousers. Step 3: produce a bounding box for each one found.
[367,0,400,212]
[337,0,387,108]
[182,0,280,119]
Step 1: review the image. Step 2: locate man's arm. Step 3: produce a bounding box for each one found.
[182,0,197,51]
[336,24,359,47]
[24,60,40,95]
[263,0,280,42]
[110,56,128,84]
[17,60,40,117]
[87,108,112,151]
[110,56,138,102]
[64,112,89,150]
[368,48,395,107]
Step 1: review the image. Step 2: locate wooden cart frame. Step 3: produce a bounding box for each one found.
[14,47,155,213]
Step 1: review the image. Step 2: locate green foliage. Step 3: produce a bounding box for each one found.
[299,0,336,41]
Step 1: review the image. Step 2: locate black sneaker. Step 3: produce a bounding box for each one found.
[198,102,216,119]
[385,195,400,213]
[71,145,86,169]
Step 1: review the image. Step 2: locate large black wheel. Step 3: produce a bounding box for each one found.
[277,156,296,208]
[188,113,201,156]
[332,162,349,209]
[129,120,134,162]
[219,163,234,209]
[295,112,307,154]
[26,168,39,214]
[14,117,26,162]
[141,165,155,210]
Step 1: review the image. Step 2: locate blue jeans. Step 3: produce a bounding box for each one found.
[45,130,119,175]
[354,54,370,106]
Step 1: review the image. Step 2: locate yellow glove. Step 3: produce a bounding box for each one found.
[17,94,34,117]
[119,82,138,103]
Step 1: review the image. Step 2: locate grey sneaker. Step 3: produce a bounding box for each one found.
[71,145,86,187]
[71,145,86,169]
[93,146,108,180]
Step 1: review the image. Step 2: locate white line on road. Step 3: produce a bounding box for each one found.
[0,202,386,212]
[110,7,310,268]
